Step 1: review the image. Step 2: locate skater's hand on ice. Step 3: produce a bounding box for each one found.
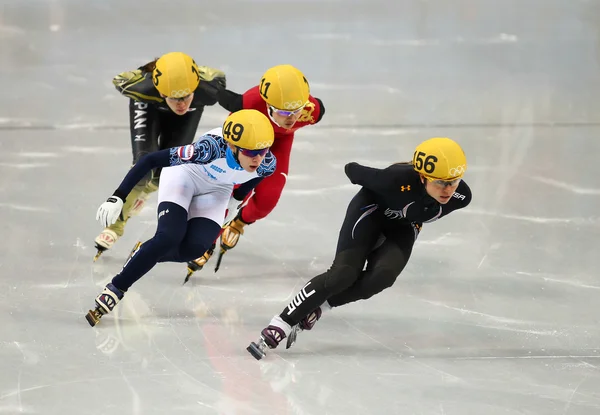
[96,196,124,227]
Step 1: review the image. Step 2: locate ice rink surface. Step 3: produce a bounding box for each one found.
[2,0,600,413]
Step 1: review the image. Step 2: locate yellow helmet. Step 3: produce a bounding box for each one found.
[222,110,275,150]
[258,64,310,110]
[152,52,200,98]
[412,137,467,180]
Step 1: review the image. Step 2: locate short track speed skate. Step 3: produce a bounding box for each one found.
[247,325,286,360]
[85,283,124,327]
[183,244,215,284]
[86,242,139,326]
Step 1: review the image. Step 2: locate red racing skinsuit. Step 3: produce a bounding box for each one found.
[219,86,325,223]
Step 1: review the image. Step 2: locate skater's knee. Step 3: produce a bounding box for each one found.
[169,242,210,263]
[150,228,186,252]
[363,267,399,299]
[323,264,361,292]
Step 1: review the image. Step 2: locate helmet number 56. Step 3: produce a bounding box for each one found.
[413,151,437,174]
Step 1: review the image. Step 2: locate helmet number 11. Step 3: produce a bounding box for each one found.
[259,77,271,100]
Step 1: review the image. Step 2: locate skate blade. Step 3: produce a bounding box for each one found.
[286,326,301,349]
[93,244,108,262]
[214,248,226,273]
[127,241,142,260]
[183,268,194,285]
[85,309,101,327]
[247,342,266,360]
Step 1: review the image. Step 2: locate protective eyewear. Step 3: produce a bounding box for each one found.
[428,177,462,187]
[237,147,269,157]
[166,94,192,102]
[269,104,306,117]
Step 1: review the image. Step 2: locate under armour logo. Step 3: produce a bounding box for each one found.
[400,185,411,192]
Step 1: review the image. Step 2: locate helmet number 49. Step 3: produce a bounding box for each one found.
[223,121,244,142]
[413,151,437,174]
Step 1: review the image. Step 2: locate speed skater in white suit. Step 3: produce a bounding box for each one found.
[86,109,276,326]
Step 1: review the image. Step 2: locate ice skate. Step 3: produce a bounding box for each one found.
[213,214,249,272]
[247,325,286,360]
[286,307,322,349]
[85,283,124,327]
[93,229,120,261]
[183,244,215,284]
[93,185,151,262]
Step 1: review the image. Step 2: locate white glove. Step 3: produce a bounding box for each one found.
[223,197,243,224]
[96,196,124,227]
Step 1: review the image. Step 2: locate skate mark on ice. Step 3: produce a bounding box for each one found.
[454,355,600,361]
[464,208,592,225]
[119,367,143,415]
[0,162,50,169]
[412,296,560,335]
[343,317,464,382]
[285,183,355,196]
[16,152,60,159]
[298,33,518,46]
[62,146,129,155]
[529,176,600,195]
[562,375,590,415]
[309,82,403,94]
[0,203,51,213]
[515,271,600,290]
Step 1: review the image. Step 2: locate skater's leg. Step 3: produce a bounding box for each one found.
[249,189,382,357]
[86,201,189,326]
[327,229,414,307]
[111,201,188,291]
[109,163,200,290]
[158,217,222,263]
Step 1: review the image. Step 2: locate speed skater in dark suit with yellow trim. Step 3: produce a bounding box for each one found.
[246,137,472,360]
[93,51,226,260]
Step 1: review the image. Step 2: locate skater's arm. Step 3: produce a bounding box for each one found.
[196,66,227,105]
[344,162,398,194]
[308,95,326,124]
[112,136,224,200]
[112,150,171,200]
[232,177,263,201]
[230,152,276,200]
[256,151,277,178]
[217,89,243,112]
[112,70,162,103]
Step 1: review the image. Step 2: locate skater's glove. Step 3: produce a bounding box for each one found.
[220,216,248,250]
[223,196,243,224]
[96,196,124,227]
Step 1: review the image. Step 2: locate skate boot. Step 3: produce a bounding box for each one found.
[286,307,322,349]
[213,214,250,272]
[94,229,120,261]
[183,244,215,284]
[85,283,124,327]
[92,182,153,261]
[247,325,286,361]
